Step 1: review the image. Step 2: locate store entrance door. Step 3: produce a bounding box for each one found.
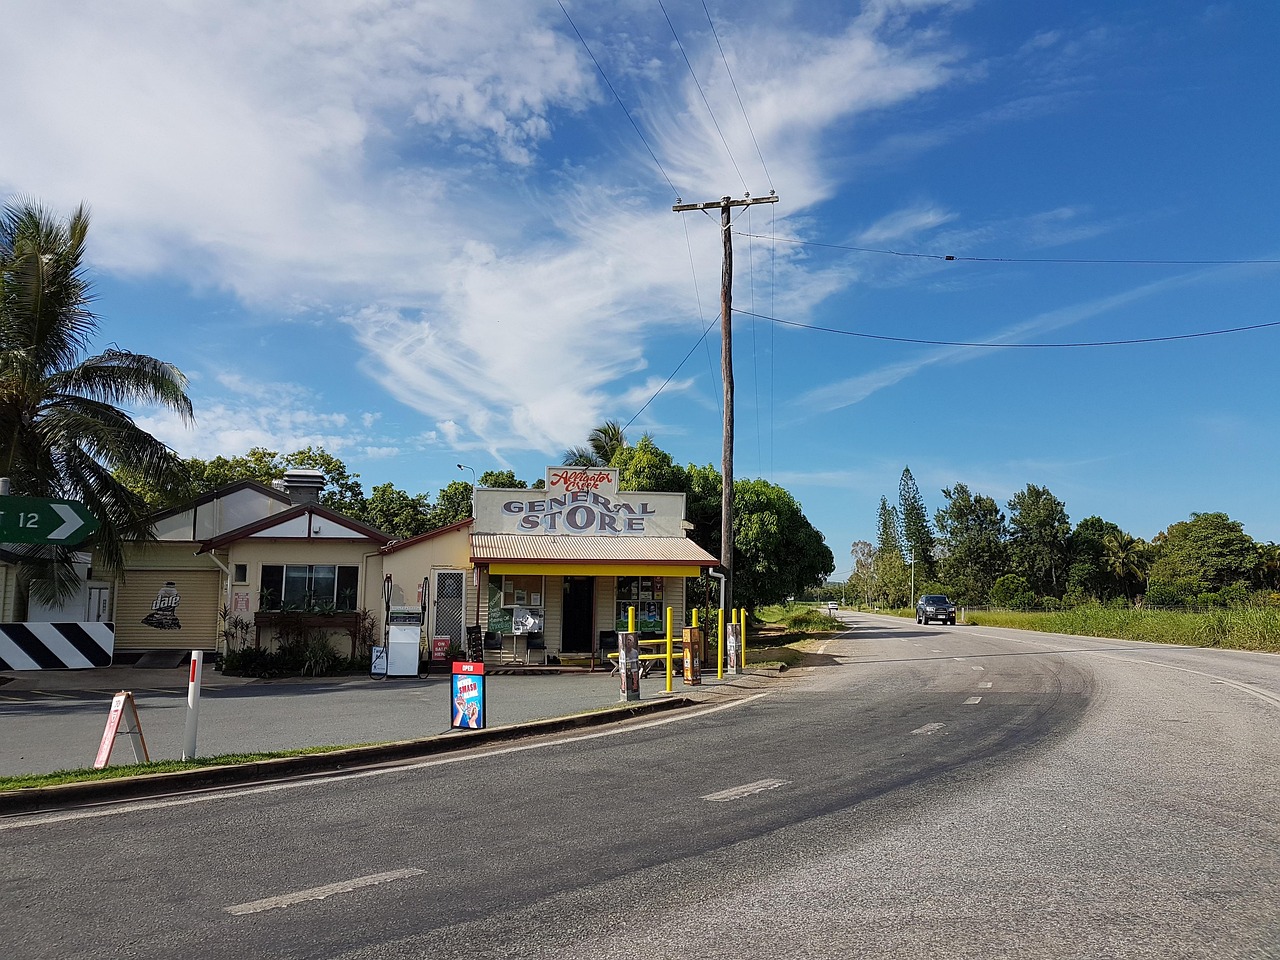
[562,576,594,653]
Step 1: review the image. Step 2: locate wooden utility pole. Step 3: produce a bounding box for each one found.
[672,193,779,630]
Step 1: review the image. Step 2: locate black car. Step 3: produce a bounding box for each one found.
[916,594,956,625]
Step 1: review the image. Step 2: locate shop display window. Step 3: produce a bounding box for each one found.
[488,574,544,634]
[615,575,664,633]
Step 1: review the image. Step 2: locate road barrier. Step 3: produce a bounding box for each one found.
[0,621,114,670]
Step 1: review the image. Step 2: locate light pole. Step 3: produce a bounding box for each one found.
[456,463,477,517]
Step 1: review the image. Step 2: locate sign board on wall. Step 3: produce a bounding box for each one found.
[473,466,688,537]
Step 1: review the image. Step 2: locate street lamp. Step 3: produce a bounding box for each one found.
[457,463,477,517]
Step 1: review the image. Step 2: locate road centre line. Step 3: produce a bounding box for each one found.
[971,666,985,671]
[963,697,983,705]
[979,682,992,688]
[226,868,424,916]
[911,722,946,735]
[0,693,773,832]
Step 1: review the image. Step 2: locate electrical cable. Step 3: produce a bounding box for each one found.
[733,231,1280,265]
[622,314,721,433]
[734,309,1280,348]
[701,0,773,191]
[657,0,749,193]
[557,0,682,200]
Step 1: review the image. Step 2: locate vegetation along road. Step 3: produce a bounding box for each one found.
[5,612,1277,959]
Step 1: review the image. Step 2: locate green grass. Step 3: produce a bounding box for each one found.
[746,603,845,667]
[879,604,1280,653]
[0,743,378,793]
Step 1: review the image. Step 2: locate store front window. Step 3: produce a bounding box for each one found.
[615,576,664,633]
[487,574,545,634]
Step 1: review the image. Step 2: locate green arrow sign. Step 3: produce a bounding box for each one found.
[0,495,100,546]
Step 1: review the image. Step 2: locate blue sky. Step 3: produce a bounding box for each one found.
[3,0,1278,577]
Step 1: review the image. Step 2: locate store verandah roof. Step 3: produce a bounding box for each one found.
[470,533,717,577]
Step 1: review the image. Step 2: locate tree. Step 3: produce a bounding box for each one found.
[731,478,834,610]
[876,497,903,561]
[364,482,432,539]
[898,466,936,579]
[479,469,526,489]
[683,462,722,558]
[1147,512,1256,604]
[1007,484,1071,598]
[1065,516,1126,603]
[426,479,473,530]
[849,540,875,608]
[561,419,628,467]
[934,483,1008,605]
[613,435,687,492]
[0,200,193,601]
[1102,531,1152,604]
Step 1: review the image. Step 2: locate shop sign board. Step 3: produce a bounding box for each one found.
[472,466,688,537]
[0,495,99,546]
[451,661,486,729]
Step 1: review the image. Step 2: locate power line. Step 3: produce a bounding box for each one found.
[733,231,1280,265]
[621,313,720,433]
[557,0,681,200]
[657,0,749,193]
[701,0,773,192]
[735,309,1280,348]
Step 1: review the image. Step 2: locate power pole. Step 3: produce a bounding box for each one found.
[672,193,779,631]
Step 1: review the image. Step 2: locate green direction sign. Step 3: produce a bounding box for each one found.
[0,495,100,546]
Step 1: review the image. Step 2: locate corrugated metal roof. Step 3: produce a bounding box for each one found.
[471,534,716,565]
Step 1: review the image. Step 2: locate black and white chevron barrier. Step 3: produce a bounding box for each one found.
[0,622,115,671]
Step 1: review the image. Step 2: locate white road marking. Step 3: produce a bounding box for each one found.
[0,693,773,832]
[952,657,965,661]
[963,697,982,705]
[931,649,942,653]
[971,666,985,671]
[702,778,788,802]
[910,722,946,735]
[979,682,992,688]
[226,868,424,916]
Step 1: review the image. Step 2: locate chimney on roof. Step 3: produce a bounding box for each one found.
[281,468,325,505]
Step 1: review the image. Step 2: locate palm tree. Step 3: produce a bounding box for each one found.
[1102,532,1152,604]
[560,419,627,467]
[0,200,193,603]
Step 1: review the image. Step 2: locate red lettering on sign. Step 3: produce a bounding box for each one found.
[548,469,612,493]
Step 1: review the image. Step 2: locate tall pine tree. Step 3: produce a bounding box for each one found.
[899,466,936,578]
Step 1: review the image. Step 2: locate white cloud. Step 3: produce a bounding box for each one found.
[0,0,978,459]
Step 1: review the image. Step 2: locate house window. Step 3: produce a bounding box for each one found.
[260,564,360,611]
[616,576,664,633]
[233,563,248,584]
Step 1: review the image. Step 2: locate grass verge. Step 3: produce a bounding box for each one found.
[0,743,377,793]
[747,603,846,668]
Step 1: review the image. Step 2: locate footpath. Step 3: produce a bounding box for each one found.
[0,660,783,815]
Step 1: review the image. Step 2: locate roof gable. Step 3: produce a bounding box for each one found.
[198,503,392,551]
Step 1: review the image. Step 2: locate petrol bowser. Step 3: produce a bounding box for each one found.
[385,606,423,677]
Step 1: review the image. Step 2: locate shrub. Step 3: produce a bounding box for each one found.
[990,574,1035,609]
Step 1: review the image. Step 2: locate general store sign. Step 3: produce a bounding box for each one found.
[472,467,689,537]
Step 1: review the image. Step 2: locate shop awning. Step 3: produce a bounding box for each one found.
[471,534,717,577]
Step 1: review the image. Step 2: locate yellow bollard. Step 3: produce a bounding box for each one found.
[628,606,635,633]
[665,606,674,692]
[692,608,699,628]
[717,609,725,679]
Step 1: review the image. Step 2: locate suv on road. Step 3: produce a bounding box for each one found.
[916,594,957,625]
